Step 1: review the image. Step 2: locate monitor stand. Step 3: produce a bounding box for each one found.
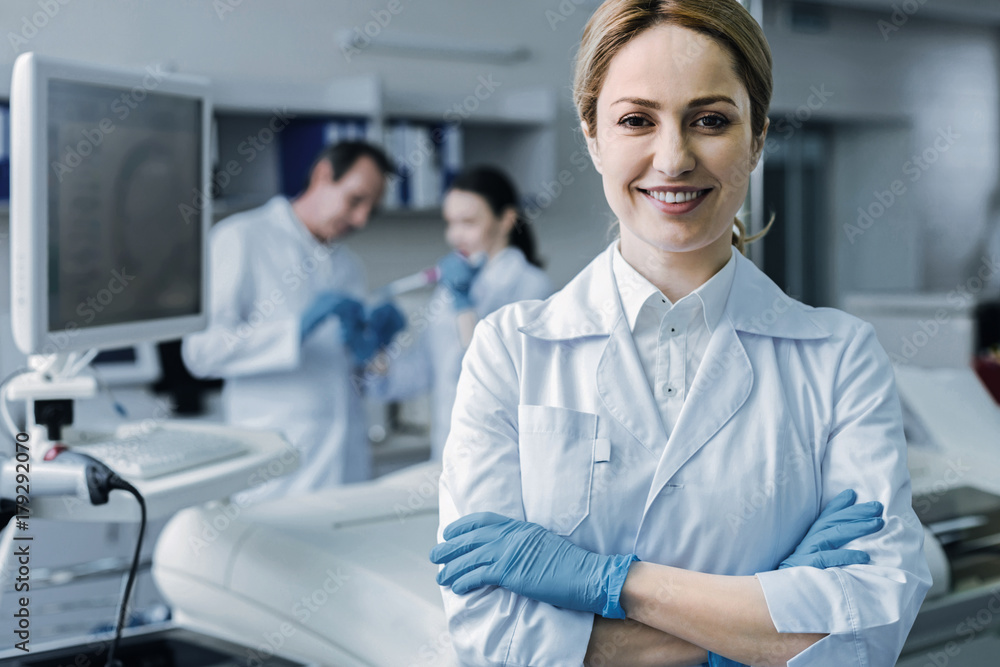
[7,353,98,459]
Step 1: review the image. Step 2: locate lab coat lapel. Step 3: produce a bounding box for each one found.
[635,251,831,528]
[596,314,668,457]
[640,317,753,519]
[519,242,668,455]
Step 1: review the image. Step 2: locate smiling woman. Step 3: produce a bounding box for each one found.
[433,2,931,666]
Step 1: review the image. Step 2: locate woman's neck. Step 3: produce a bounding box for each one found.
[619,232,732,303]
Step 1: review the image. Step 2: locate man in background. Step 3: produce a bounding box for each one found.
[183,141,401,500]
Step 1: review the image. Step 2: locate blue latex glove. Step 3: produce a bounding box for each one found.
[437,252,482,311]
[706,653,747,667]
[301,291,360,342]
[430,512,638,619]
[779,488,884,569]
[329,298,379,365]
[368,302,406,349]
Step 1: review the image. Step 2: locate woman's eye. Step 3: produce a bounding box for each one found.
[618,115,650,128]
[696,114,730,130]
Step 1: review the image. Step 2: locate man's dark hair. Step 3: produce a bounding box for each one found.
[309,141,394,187]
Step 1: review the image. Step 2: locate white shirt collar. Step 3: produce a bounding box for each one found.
[612,243,736,333]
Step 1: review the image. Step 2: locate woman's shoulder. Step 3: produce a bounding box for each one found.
[481,294,553,335]
[798,302,878,343]
[786,301,889,370]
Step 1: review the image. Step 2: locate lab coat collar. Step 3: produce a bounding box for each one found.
[269,195,342,255]
[518,241,831,342]
[474,246,524,290]
[612,243,735,335]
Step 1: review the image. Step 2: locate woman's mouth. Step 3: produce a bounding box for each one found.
[639,188,711,214]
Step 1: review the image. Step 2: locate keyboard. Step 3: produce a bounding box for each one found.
[73,428,250,480]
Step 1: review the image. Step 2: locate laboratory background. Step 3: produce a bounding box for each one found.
[0,0,997,665]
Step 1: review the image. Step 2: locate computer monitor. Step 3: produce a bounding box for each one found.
[9,52,211,357]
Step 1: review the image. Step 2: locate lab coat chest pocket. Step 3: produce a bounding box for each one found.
[517,405,598,536]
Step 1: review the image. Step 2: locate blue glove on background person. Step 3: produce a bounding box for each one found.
[306,294,376,365]
[332,299,379,366]
[301,292,364,342]
[437,252,482,311]
[779,489,883,569]
[432,489,884,626]
[368,302,406,349]
[431,512,638,619]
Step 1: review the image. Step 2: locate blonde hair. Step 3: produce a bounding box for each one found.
[574,0,774,253]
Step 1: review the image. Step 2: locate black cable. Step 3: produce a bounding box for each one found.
[45,450,146,667]
[104,475,146,667]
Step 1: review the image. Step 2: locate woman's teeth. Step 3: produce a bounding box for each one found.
[647,189,707,204]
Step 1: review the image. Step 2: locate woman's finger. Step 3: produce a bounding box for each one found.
[442,511,512,540]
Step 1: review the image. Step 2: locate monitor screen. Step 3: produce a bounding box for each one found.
[11,53,211,356]
[46,79,202,333]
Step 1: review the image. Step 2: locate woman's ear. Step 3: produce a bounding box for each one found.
[749,118,770,171]
[499,206,518,237]
[582,120,603,175]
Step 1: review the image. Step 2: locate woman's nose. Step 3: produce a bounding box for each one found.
[651,126,696,178]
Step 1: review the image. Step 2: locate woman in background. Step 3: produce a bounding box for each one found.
[372,166,553,460]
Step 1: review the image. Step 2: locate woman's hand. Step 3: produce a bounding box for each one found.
[430,512,638,618]
[780,489,884,569]
[437,252,481,311]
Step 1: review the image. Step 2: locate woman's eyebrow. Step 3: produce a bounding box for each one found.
[611,97,659,109]
[687,94,738,109]
[610,95,738,110]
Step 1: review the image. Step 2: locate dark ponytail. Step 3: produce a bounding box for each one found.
[449,166,544,268]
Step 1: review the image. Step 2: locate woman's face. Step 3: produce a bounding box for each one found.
[584,24,767,263]
[442,189,514,259]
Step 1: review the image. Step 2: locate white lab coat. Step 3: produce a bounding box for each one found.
[182,196,370,497]
[371,246,552,458]
[439,242,931,666]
